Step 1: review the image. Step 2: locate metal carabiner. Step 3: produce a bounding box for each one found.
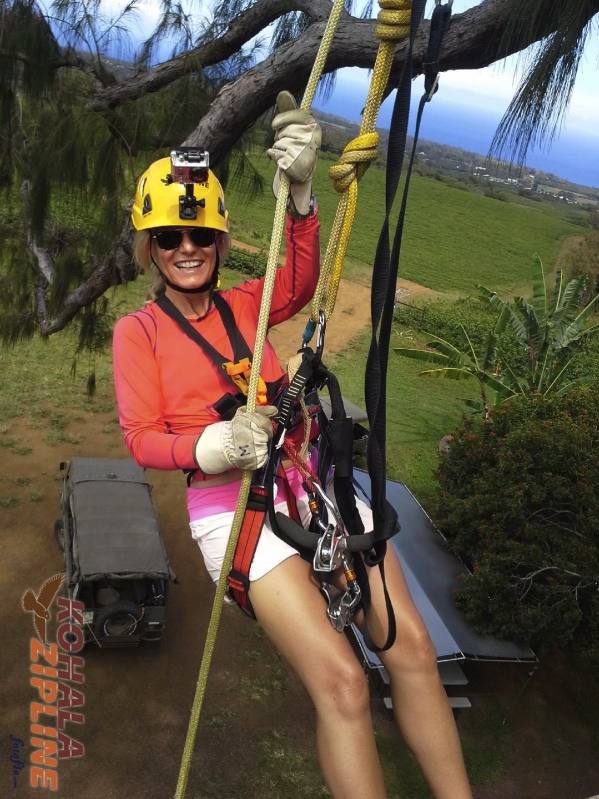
[310,478,346,536]
[315,309,326,363]
[320,576,362,632]
[314,525,346,572]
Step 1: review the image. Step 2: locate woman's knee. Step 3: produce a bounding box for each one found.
[385,617,438,676]
[312,658,371,721]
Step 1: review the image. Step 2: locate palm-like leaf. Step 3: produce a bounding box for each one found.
[550,269,564,314]
[394,347,452,367]
[478,284,528,346]
[559,304,599,349]
[406,251,598,412]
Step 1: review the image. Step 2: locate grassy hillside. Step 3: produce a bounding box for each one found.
[226,151,582,295]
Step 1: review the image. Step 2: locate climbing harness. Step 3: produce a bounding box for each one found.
[175,0,452,794]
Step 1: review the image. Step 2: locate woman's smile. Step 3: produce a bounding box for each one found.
[153,228,218,289]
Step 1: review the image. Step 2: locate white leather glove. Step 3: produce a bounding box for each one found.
[194,405,277,474]
[267,91,321,216]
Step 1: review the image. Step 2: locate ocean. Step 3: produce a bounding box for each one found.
[314,81,599,190]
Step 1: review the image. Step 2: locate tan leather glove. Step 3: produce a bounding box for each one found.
[267,91,321,215]
[193,406,277,474]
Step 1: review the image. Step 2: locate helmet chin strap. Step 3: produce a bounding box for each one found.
[151,250,220,296]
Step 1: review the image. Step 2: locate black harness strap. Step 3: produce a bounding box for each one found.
[155,292,253,373]
[360,0,451,651]
[365,0,426,560]
[155,292,283,420]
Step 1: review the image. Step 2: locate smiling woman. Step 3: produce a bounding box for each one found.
[110,92,473,796]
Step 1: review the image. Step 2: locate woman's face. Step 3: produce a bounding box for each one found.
[151,227,219,291]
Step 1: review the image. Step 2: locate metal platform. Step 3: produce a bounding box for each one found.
[345,473,536,717]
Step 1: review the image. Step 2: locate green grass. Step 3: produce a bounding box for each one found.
[0,267,246,428]
[0,495,19,508]
[249,730,328,798]
[327,325,480,505]
[225,150,581,295]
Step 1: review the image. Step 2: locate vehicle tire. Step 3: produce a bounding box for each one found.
[94,600,142,638]
[54,519,65,551]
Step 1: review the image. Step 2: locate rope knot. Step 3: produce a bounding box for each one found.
[376,0,412,42]
[328,133,380,193]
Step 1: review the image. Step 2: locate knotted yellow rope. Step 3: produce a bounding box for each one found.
[174,1,348,796]
[311,0,412,322]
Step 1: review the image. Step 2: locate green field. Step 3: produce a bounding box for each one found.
[326,325,479,505]
[226,151,582,295]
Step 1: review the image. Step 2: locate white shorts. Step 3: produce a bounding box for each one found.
[189,479,374,587]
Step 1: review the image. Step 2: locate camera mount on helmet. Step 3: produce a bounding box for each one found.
[170,147,210,221]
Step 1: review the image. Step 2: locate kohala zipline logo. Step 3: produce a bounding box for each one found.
[22,574,65,646]
[22,573,86,791]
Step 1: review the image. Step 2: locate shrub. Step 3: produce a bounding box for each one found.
[225,247,268,278]
[433,388,599,659]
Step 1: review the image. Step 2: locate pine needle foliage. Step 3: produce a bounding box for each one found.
[0,0,260,358]
[491,0,597,163]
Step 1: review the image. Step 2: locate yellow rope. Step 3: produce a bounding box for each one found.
[310,0,412,323]
[174,1,349,796]
[175,3,414,794]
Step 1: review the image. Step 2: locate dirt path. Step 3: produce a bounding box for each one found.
[231,238,441,364]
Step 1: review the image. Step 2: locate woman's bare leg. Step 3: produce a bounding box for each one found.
[249,555,387,799]
[351,545,472,799]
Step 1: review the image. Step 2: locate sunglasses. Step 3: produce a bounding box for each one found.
[152,228,218,251]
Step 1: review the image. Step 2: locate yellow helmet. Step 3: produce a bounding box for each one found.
[131,157,229,232]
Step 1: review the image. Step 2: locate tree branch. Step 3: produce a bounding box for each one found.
[40,0,599,335]
[88,0,344,112]
[184,0,599,163]
[20,180,55,327]
[40,206,137,337]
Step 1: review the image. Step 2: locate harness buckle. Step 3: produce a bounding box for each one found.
[223,358,268,406]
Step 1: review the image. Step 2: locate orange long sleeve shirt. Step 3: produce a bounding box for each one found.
[113,214,320,471]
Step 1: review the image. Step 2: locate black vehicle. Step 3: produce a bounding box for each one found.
[55,457,177,649]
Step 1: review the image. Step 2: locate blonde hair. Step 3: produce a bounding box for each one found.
[133,229,231,303]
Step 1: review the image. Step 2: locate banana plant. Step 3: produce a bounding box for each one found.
[477,255,599,396]
[395,306,520,418]
[396,256,599,414]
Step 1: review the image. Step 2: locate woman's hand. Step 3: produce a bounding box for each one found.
[193,406,277,474]
[267,91,321,216]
